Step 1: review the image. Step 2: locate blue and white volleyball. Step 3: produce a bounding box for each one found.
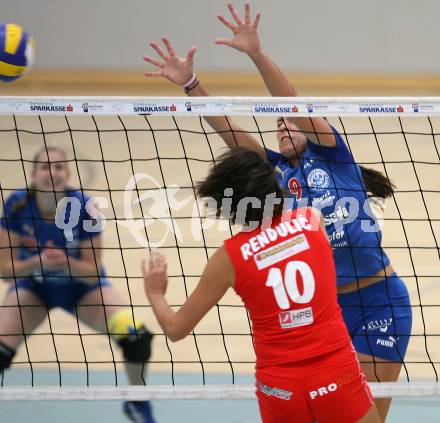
[0,23,34,82]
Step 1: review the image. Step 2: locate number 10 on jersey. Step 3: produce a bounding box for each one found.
[265,261,316,309]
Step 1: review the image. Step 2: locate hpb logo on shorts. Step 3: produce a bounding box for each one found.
[307,168,330,191]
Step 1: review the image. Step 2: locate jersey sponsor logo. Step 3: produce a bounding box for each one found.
[303,158,314,169]
[258,382,293,400]
[307,168,330,191]
[287,177,302,199]
[311,190,335,208]
[362,318,393,333]
[240,216,312,261]
[323,205,349,227]
[327,229,345,244]
[376,336,399,348]
[309,383,338,400]
[279,306,313,329]
[254,234,309,269]
[332,240,348,248]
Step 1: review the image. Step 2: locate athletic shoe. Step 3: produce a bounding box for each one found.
[123,400,156,423]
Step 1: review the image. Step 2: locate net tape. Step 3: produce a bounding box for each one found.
[1,96,440,116]
[0,382,440,400]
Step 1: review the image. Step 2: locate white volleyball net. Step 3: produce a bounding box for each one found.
[0,96,439,400]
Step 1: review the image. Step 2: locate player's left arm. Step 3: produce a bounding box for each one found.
[143,247,233,342]
[216,2,335,147]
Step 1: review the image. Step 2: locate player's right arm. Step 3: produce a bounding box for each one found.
[0,229,41,280]
[143,36,265,157]
[216,3,335,148]
[143,247,233,342]
[0,195,72,280]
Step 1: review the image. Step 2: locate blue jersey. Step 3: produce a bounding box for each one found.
[266,126,390,285]
[0,188,104,283]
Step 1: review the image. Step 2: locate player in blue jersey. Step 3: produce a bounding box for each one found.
[143,3,412,420]
[0,146,156,423]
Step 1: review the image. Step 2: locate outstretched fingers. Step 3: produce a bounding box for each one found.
[144,71,163,77]
[253,12,261,28]
[149,249,167,273]
[217,14,235,31]
[150,40,168,61]
[227,2,243,25]
[143,54,163,68]
[244,2,251,25]
[161,36,176,57]
[186,46,197,63]
[214,38,234,47]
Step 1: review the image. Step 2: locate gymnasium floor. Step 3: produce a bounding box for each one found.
[0,112,439,421]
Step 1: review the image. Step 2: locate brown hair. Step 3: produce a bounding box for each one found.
[359,165,395,199]
[196,148,284,226]
[10,146,68,213]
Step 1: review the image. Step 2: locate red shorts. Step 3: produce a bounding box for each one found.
[255,344,374,423]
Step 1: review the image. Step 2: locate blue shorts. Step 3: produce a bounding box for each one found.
[8,277,111,314]
[338,274,412,362]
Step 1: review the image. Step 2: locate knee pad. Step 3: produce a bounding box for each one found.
[0,341,16,372]
[108,309,153,363]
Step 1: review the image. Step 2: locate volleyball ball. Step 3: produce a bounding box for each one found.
[0,23,34,82]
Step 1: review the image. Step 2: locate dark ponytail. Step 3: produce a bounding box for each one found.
[196,148,285,226]
[359,165,395,199]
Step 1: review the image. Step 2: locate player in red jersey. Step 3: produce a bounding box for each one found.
[143,148,381,423]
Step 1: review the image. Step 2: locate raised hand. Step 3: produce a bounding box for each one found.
[143,36,196,86]
[215,2,261,55]
[143,250,168,299]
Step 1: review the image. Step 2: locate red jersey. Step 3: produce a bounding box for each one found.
[224,208,352,368]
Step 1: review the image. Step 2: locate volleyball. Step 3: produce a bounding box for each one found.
[0,23,34,82]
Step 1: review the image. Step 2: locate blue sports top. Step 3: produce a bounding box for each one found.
[0,188,104,283]
[266,126,390,285]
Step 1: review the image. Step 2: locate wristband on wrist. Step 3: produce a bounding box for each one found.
[181,73,197,90]
[184,79,200,93]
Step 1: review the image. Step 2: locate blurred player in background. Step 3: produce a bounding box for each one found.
[143,147,381,423]
[0,146,156,423]
[143,3,412,420]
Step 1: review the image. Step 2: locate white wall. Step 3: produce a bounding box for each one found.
[3,0,439,72]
